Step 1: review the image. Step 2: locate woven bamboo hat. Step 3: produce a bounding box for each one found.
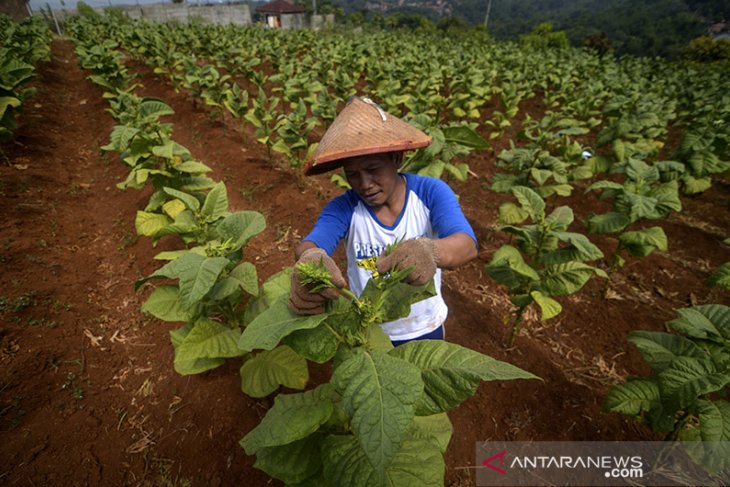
[304,97,432,176]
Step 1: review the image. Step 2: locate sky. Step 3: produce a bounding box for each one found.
[27,0,246,14]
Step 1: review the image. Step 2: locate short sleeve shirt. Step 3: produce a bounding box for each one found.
[303,173,477,341]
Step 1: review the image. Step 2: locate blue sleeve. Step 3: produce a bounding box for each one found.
[409,174,477,246]
[302,192,355,255]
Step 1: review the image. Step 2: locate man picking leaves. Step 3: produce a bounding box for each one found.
[289,97,477,346]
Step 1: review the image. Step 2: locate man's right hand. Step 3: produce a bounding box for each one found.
[289,248,346,315]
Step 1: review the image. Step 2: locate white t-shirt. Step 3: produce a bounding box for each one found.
[304,173,476,341]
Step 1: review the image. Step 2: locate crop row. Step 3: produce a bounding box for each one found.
[0,14,52,151]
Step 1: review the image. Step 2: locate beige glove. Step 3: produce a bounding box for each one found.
[376,238,439,285]
[289,248,346,315]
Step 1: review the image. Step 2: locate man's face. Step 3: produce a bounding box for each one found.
[342,153,401,208]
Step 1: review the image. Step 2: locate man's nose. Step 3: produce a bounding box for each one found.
[359,173,374,189]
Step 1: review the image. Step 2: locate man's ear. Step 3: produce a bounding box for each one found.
[392,152,404,166]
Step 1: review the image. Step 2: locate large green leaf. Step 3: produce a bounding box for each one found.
[696,399,730,441]
[174,160,212,174]
[541,262,606,295]
[544,206,574,231]
[622,193,660,222]
[173,253,230,308]
[240,345,308,398]
[390,340,538,416]
[333,349,422,479]
[243,268,292,325]
[511,186,545,222]
[619,227,667,257]
[708,262,730,291]
[682,175,712,195]
[442,125,489,149]
[668,305,730,343]
[540,231,604,264]
[604,378,661,415]
[530,290,563,320]
[658,357,730,408]
[240,384,335,455]
[163,186,200,212]
[587,180,623,192]
[586,212,631,234]
[140,285,191,322]
[485,245,540,290]
[0,96,21,117]
[135,210,171,237]
[408,414,453,454]
[682,400,730,474]
[498,202,529,225]
[628,331,708,372]
[138,98,174,120]
[322,435,443,487]
[653,180,682,215]
[174,319,244,375]
[239,296,328,352]
[229,261,258,297]
[103,124,139,151]
[253,434,323,485]
[216,211,266,249]
[283,316,342,364]
[200,182,229,222]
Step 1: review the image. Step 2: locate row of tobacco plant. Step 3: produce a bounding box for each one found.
[0,15,52,153]
[67,10,537,486]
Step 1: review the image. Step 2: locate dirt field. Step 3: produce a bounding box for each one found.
[1,39,729,486]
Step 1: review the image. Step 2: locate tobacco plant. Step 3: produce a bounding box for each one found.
[586,158,681,295]
[485,186,606,345]
[136,201,265,375]
[708,262,730,292]
[491,145,575,198]
[402,115,489,181]
[238,259,538,486]
[605,304,730,473]
[244,90,281,162]
[671,128,730,195]
[271,98,318,168]
[0,50,36,144]
[102,97,216,194]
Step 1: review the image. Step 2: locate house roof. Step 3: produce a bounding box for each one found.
[255,0,306,14]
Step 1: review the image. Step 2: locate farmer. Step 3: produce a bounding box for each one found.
[288,97,477,345]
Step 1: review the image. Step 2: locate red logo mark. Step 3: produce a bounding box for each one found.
[482,450,507,475]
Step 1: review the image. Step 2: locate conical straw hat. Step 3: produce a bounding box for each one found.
[304,97,432,176]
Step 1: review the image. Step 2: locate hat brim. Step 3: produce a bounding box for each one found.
[304,138,431,176]
[304,97,432,176]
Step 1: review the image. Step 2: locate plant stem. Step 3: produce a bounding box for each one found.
[509,305,527,347]
[665,411,690,441]
[603,241,623,298]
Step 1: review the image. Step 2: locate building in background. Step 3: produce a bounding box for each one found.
[255,0,306,29]
[1,0,30,21]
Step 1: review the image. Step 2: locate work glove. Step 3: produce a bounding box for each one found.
[289,248,346,315]
[376,238,439,286]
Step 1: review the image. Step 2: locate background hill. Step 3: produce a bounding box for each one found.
[333,0,729,58]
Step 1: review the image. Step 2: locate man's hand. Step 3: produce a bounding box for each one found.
[289,248,346,315]
[376,238,439,285]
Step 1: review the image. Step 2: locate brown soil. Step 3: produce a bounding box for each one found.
[1,39,729,487]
